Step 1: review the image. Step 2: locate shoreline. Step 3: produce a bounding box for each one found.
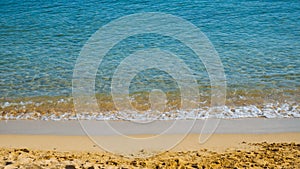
[1,119,300,135]
[1,88,299,121]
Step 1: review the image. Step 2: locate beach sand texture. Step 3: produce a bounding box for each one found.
[0,140,299,168]
[0,120,300,168]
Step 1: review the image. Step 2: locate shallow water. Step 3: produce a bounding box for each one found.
[0,0,299,120]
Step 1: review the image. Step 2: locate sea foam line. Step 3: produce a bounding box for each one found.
[0,103,299,121]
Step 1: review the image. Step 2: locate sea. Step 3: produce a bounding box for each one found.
[0,0,299,120]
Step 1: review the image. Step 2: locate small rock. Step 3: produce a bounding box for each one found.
[130,161,137,167]
[5,162,13,165]
[19,148,30,153]
[65,165,76,169]
[191,163,199,168]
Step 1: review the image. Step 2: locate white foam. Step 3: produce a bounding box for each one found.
[0,101,299,120]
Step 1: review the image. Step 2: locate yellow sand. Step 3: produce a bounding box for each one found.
[0,133,299,168]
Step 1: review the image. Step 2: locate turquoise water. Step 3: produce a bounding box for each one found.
[1,0,299,99]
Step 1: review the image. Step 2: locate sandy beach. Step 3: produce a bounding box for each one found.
[0,133,299,168]
[0,119,299,168]
[2,0,300,168]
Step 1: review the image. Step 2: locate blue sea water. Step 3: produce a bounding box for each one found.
[0,0,299,100]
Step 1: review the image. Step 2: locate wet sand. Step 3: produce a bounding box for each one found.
[0,119,300,168]
[1,119,300,135]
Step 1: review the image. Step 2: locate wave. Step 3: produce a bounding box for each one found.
[1,101,299,121]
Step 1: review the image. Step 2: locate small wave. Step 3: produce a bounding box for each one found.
[0,102,299,121]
